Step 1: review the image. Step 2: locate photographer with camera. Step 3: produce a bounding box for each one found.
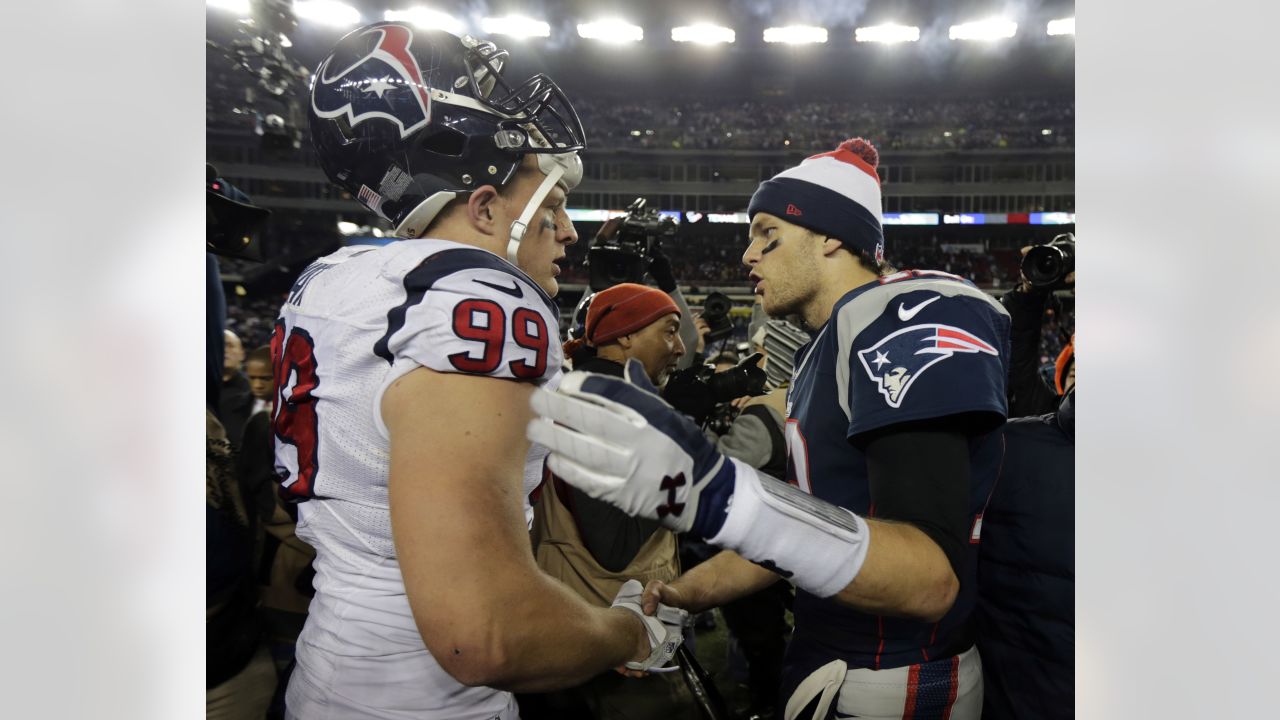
[579,198,701,372]
[532,282,698,718]
[1001,233,1075,417]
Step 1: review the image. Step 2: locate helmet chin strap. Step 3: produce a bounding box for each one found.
[505,151,582,265]
[505,163,564,265]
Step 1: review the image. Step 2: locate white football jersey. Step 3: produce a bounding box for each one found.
[273,239,562,720]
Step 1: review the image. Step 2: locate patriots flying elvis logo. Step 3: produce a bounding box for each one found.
[857,324,998,408]
[311,24,432,139]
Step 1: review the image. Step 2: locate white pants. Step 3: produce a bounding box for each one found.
[785,645,983,720]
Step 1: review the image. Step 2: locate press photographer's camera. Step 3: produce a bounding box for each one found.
[700,291,735,345]
[663,353,769,426]
[585,197,677,291]
[1022,233,1075,291]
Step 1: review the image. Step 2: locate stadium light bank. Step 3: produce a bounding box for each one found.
[763,25,829,44]
[1046,18,1075,36]
[854,23,921,44]
[482,15,551,38]
[578,19,644,44]
[948,18,1018,41]
[384,7,466,35]
[672,23,736,45]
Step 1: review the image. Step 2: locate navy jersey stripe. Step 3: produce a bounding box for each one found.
[908,655,959,719]
[374,247,556,363]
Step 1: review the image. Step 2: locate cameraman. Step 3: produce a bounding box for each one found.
[1000,235,1075,417]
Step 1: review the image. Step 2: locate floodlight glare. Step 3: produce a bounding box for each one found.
[949,18,1018,41]
[482,15,551,38]
[577,19,644,44]
[763,26,828,44]
[207,0,250,14]
[672,23,736,45]
[854,23,920,44]
[1046,18,1075,36]
[385,7,465,35]
[294,0,361,28]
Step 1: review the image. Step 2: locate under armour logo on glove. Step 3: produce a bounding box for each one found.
[657,473,687,518]
[527,359,738,538]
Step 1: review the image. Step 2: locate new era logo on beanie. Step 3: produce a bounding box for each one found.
[747,138,885,264]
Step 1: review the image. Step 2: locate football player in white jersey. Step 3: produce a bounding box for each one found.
[276,22,682,719]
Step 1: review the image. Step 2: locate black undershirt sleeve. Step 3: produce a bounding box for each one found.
[858,419,972,577]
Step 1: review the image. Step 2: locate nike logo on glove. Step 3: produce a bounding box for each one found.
[474,278,524,298]
[897,295,940,321]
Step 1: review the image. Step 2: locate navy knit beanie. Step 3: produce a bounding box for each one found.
[747,138,885,264]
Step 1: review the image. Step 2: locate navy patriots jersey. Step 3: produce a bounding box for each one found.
[783,270,1011,671]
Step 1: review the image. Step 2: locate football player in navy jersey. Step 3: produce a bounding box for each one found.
[277,23,684,720]
[530,138,1010,719]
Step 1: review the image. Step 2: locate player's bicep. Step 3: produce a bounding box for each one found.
[862,424,969,575]
[384,367,537,642]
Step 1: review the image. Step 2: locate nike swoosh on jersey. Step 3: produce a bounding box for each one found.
[474,278,524,298]
[897,295,940,321]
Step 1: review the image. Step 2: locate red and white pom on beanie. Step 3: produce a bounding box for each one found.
[747,138,885,264]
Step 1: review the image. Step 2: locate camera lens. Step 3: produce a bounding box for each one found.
[1022,243,1073,289]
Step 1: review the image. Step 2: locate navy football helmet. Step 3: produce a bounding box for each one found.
[309,22,586,242]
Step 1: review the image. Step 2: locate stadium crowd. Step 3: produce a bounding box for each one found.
[572,95,1072,151]
[207,82,1072,153]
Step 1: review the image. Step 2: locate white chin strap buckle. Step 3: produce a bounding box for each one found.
[505,152,582,265]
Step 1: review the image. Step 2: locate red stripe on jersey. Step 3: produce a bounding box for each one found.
[807,148,881,184]
[902,664,921,718]
[935,339,976,351]
[874,615,885,670]
[938,327,996,353]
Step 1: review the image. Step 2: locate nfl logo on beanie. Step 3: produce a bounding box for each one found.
[747,138,885,264]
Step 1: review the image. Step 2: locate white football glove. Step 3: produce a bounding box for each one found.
[610,579,688,671]
[529,359,872,599]
[527,359,738,537]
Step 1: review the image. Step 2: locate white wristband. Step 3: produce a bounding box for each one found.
[708,458,870,598]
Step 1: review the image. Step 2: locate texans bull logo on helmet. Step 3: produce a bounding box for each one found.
[311,24,432,139]
[857,324,999,408]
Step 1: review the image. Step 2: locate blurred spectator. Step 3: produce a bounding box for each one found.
[220,329,253,449]
[244,345,273,418]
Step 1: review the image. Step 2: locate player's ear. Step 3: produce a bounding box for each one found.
[820,237,844,256]
[466,185,502,235]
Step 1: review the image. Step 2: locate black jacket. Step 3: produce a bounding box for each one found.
[1001,289,1060,417]
[976,391,1075,720]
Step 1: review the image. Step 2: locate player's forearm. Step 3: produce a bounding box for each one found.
[478,576,649,692]
[668,549,781,612]
[831,519,958,622]
[413,560,647,691]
